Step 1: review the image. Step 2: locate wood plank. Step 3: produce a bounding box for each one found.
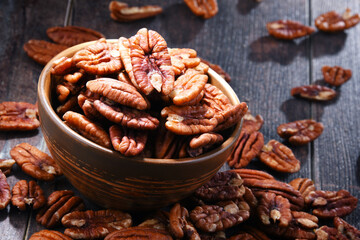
[311,1,360,228]
[0,0,69,239]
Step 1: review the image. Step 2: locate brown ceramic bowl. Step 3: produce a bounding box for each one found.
[37,40,242,211]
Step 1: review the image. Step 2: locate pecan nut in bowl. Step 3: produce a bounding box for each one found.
[0,170,11,210]
[11,180,45,211]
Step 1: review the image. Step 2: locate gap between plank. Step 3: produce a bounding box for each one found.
[22,210,32,240]
[64,0,73,26]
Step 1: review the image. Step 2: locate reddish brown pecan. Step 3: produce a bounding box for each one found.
[23,39,68,65]
[138,211,169,230]
[169,203,200,240]
[10,143,62,181]
[0,159,16,176]
[86,78,149,110]
[47,26,105,46]
[77,90,103,120]
[109,125,147,156]
[315,225,347,240]
[56,95,79,117]
[315,8,360,32]
[188,132,223,157]
[200,58,231,82]
[227,131,264,169]
[277,119,324,145]
[199,231,226,240]
[334,217,360,239]
[184,0,218,19]
[63,111,111,148]
[64,69,85,84]
[190,200,250,232]
[62,209,132,239]
[259,140,300,173]
[291,85,337,101]
[11,180,45,211]
[104,227,173,240]
[195,171,245,203]
[154,126,189,158]
[0,101,40,131]
[109,1,163,22]
[322,65,352,87]
[72,39,122,75]
[242,111,264,134]
[119,28,174,95]
[257,192,292,227]
[305,190,358,218]
[29,230,72,240]
[229,226,271,240]
[169,48,201,76]
[266,20,315,40]
[289,178,316,201]
[93,99,159,130]
[51,57,76,76]
[230,169,275,181]
[36,190,85,228]
[56,79,85,103]
[0,170,11,210]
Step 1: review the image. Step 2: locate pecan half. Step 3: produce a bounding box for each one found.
[155,126,188,158]
[47,26,104,46]
[0,159,16,176]
[23,39,68,65]
[195,171,245,203]
[289,178,316,200]
[62,209,132,239]
[277,119,324,145]
[257,192,292,227]
[199,231,226,240]
[227,131,264,169]
[36,190,85,228]
[291,85,337,101]
[315,225,347,240]
[229,226,271,240]
[119,28,174,95]
[0,170,11,210]
[10,143,62,181]
[334,217,360,239]
[188,132,223,157]
[57,95,80,117]
[0,101,40,131]
[305,190,358,218]
[230,169,275,181]
[242,111,264,134]
[322,65,352,87]
[104,227,173,240]
[169,203,200,240]
[190,200,250,232]
[51,57,77,76]
[259,140,300,173]
[184,0,218,19]
[200,58,231,82]
[63,111,111,148]
[315,8,360,32]
[109,125,147,156]
[77,90,103,120]
[29,230,72,240]
[266,20,315,40]
[11,180,45,211]
[73,39,122,75]
[109,1,163,22]
[169,48,201,76]
[86,78,149,110]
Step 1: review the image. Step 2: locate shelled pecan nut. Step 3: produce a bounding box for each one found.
[29,230,72,240]
[0,170,11,210]
[57,95,80,117]
[0,101,40,131]
[242,111,264,134]
[11,180,45,210]
[72,39,122,75]
[86,78,149,111]
[109,1,163,22]
[315,8,360,32]
[63,111,111,148]
[169,48,201,76]
[230,169,275,181]
[62,209,132,239]
[334,217,360,239]
[304,190,358,218]
[10,143,62,181]
[322,65,352,87]
[64,69,85,83]
[36,190,85,228]
[109,125,147,156]
[315,225,347,240]
[291,85,337,101]
[289,178,316,200]
[47,26,104,46]
[51,57,76,76]
[169,203,200,239]
[200,58,231,82]
[229,226,271,240]
[188,132,223,157]
[77,90,103,120]
[104,227,173,240]
[195,171,245,202]
[184,0,219,19]
[227,131,264,169]
[266,20,315,40]
[0,159,16,176]
[277,119,324,145]
[259,140,300,173]
[199,231,226,240]
[23,39,68,65]
[138,211,169,230]
[155,126,188,158]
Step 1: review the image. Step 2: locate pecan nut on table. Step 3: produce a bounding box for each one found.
[266,20,315,40]
[322,65,352,87]
[109,1,163,22]
[11,180,45,211]
[315,8,360,32]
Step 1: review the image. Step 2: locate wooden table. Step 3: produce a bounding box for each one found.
[1,0,359,239]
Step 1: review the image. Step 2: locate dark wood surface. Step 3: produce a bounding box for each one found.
[0,0,359,239]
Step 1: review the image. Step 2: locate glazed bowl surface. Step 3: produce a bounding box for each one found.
[37,40,242,211]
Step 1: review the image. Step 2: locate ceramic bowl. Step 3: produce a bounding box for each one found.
[37,40,242,211]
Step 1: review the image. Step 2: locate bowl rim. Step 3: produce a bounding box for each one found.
[37,39,242,165]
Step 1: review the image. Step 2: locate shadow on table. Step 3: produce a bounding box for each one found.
[0,130,39,141]
[237,0,261,15]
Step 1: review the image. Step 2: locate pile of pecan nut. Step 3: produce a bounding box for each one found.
[50,28,247,158]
